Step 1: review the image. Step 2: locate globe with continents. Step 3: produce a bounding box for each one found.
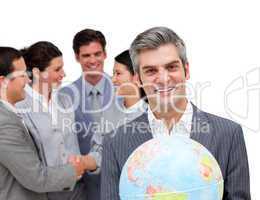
[119,135,223,200]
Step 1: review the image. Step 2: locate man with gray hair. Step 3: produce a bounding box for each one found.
[101,27,250,200]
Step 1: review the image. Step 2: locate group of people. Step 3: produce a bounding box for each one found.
[0,27,251,200]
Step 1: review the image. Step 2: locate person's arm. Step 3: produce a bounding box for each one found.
[101,136,120,200]
[81,154,98,171]
[224,125,251,200]
[83,132,103,174]
[0,124,82,193]
[60,89,101,173]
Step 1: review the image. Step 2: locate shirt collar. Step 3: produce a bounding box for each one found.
[123,99,147,113]
[25,85,48,103]
[84,75,106,96]
[0,99,17,114]
[25,84,56,113]
[147,100,193,136]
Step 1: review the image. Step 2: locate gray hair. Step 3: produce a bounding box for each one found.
[129,26,188,73]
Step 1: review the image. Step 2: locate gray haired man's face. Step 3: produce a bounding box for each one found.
[137,44,190,112]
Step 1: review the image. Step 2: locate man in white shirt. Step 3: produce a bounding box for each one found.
[101,27,251,200]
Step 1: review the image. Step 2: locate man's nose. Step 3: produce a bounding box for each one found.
[157,68,170,84]
[88,55,97,64]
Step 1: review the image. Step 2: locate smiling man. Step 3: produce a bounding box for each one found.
[61,29,114,200]
[101,27,251,200]
[136,41,190,132]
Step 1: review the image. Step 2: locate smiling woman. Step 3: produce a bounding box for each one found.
[21,41,65,99]
[15,41,91,200]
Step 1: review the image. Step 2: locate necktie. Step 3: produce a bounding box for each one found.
[90,87,101,122]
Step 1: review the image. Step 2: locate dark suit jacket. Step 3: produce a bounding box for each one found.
[101,104,251,200]
[61,75,113,200]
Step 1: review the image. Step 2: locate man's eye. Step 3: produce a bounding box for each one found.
[113,71,119,75]
[167,65,178,71]
[145,69,156,74]
[95,52,102,57]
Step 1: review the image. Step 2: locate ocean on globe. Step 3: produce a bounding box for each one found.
[119,135,223,200]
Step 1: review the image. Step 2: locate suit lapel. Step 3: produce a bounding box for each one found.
[129,104,214,152]
[16,94,48,165]
[102,77,113,107]
[75,77,92,123]
[129,113,153,150]
[0,102,31,142]
[190,103,214,151]
[0,102,40,154]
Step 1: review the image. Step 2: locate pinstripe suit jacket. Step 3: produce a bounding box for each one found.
[101,104,251,200]
[61,74,113,200]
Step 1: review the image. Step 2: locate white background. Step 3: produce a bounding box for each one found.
[1,0,259,199]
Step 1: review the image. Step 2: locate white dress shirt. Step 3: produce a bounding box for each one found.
[122,99,147,114]
[147,101,193,138]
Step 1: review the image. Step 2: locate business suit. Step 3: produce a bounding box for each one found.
[101,103,251,200]
[61,74,113,200]
[0,102,77,200]
[15,86,86,200]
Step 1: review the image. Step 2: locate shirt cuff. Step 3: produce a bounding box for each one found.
[87,151,101,175]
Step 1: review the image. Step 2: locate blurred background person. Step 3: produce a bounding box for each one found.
[61,29,112,200]
[104,49,147,133]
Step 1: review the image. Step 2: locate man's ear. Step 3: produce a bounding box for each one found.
[0,76,5,86]
[32,68,40,77]
[184,63,190,80]
[133,73,142,87]
[75,53,80,62]
[0,76,8,91]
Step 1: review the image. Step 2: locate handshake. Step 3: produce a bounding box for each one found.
[68,154,97,180]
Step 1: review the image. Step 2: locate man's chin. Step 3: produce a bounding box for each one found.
[18,93,25,102]
[159,101,177,112]
[84,72,103,79]
[152,97,181,113]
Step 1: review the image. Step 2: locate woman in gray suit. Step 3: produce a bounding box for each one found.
[16,41,96,200]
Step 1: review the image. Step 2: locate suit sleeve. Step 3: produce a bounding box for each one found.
[0,124,77,193]
[101,135,120,200]
[224,125,251,200]
[87,132,103,174]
